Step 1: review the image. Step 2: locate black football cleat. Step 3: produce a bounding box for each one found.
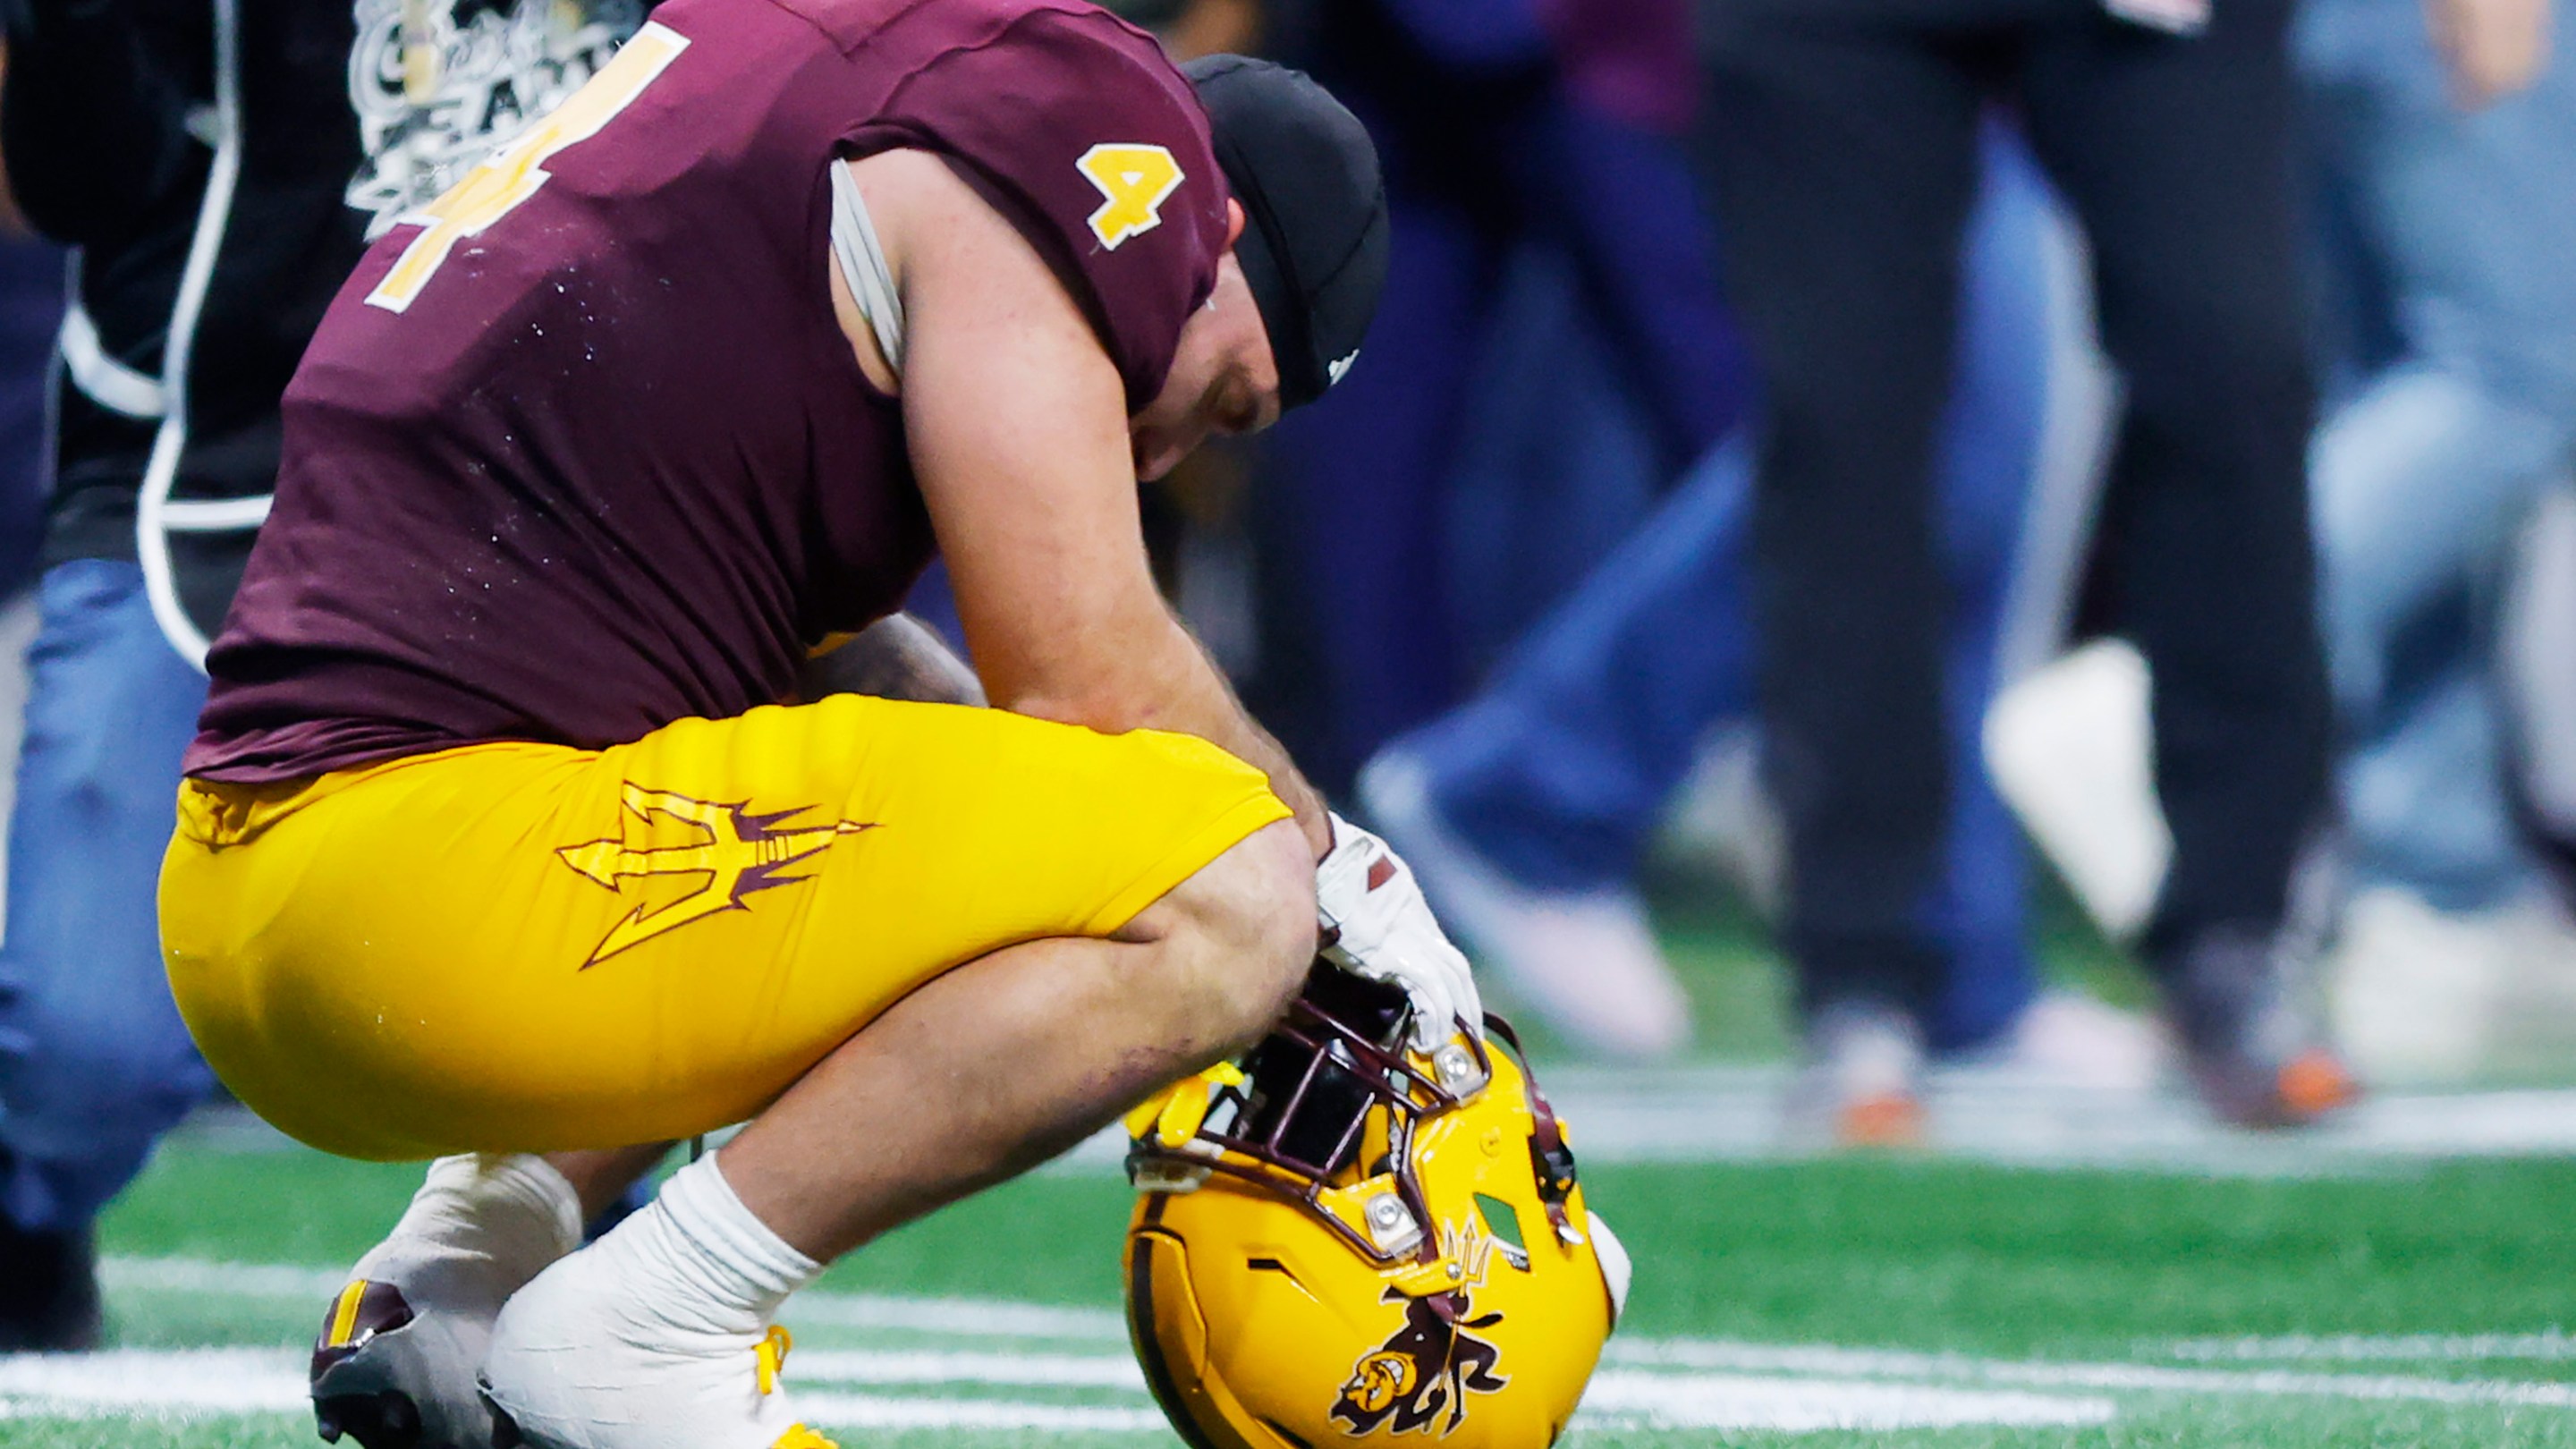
[2163,926,2359,1129]
[0,1213,103,1353]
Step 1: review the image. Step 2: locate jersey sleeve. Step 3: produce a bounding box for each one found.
[846,5,1229,411]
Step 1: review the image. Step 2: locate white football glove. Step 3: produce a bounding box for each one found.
[1315,812,1483,1052]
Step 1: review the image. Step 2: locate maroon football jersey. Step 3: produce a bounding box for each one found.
[188,0,1230,781]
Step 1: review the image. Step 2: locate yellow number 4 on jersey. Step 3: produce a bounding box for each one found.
[367,21,690,313]
[1076,142,1183,251]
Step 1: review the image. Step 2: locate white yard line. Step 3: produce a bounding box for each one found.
[0,1348,2114,1434]
[174,1079,2576,1175]
[786,1350,1143,1389]
[764,1354,2121,1431]
[0,1350,1163,1433]
[1578,1372,2114,1430]
[24,1277,2576,1436]
[1523,1076,2576,1174]
[2150,1329,2576,1363]
[0,1348,303,1414]
[102,1258,345,1299]
[767,1394,1168,1432]
[98,1257,1130,1344]
[1611,1338,2576,1410]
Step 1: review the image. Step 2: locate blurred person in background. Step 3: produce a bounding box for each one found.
[0,246,52,606]
[2302,0,2576,1082]
[1360,127,2166,1106]
[1696,0,2352,1128]
[0,34,72,967]
[0,37,56,611]
[1258,0,1748,796]
[1100,0,1257,57]
[0,37,68,994]
[2512,489,2576,940]
[0,0,648,1351]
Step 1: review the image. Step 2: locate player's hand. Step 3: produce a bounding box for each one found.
[1314,813,1483,1052]
[2426,0,2552,108]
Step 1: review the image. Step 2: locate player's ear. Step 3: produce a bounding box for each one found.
[1224,198,1246,249]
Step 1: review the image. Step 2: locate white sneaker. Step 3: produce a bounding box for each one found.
[2470,897,2576,1080]
[312,1155,582,1449]
[1358,749,1692,1060]
[1983,641,2171,943]
[2331,887,2516,1088]
[480,1161,830,1449]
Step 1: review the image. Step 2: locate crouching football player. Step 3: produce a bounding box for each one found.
[154,4,1464,1446]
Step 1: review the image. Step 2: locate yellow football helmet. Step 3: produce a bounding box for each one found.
[1122,967,1625,1448]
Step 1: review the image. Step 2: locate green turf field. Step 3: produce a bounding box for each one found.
[5,1124,2573,1447]
[9,898,2573,1446]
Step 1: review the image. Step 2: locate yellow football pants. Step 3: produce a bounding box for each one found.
[159,696,1290,1160]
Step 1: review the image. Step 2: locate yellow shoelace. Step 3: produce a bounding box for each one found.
[756,1327,841,1447]
[755,1325,794,1396]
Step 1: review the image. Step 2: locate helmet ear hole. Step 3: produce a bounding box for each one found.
[1243,1256,1316,1299]
[1471,1193,1527,1256]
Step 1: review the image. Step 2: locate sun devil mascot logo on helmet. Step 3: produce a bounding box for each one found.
[1331,1224,1511,1436]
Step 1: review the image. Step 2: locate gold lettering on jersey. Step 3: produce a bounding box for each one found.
[1077,143,1184,250]
[555,784,874,967]
[367,21,690,313]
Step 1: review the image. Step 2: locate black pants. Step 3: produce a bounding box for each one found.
[1697,0,2333,1019]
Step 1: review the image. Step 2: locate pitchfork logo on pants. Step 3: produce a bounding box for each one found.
[555,784,874,966]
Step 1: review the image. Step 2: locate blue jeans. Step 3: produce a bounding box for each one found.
[1262,91,1750,792]
[0,561,215,1233]
[2301,0,2576,910]
[1392,123,2056,1052]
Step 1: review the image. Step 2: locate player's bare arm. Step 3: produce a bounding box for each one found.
[851,144,1476,1045]
[847,147,1333,857]
[2427,0,2554,106]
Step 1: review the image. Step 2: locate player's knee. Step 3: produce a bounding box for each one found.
[1145,819,1315,1057]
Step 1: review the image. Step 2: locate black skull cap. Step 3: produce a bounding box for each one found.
[1185,55,1390,411]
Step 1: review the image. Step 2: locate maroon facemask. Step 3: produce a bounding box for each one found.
[1124,962,1580,1267]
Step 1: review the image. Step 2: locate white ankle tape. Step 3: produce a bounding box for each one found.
[657,1155,822,1309]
